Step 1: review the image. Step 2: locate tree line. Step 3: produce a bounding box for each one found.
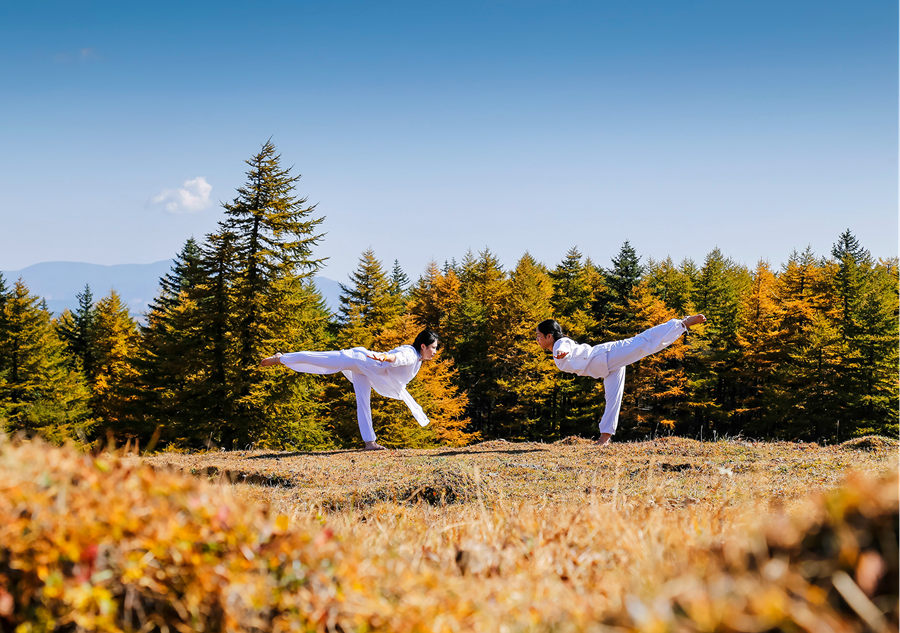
[1,142,896,449]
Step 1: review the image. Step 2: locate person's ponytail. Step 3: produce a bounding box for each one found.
[537,319,564,341]
[411,329,439,354]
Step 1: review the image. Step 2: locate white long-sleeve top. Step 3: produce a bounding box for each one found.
[342,345,422,400]
[346,345,428,427]
[278,344,428,426]
[552,337,609,379]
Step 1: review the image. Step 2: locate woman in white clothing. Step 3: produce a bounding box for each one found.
[260,330,440,450]
[535,315,706,446]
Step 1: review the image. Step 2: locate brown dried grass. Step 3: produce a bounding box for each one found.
[1,436,896,632]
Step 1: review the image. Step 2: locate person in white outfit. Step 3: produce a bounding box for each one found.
[535,315,707,446]
[260,330,440,450]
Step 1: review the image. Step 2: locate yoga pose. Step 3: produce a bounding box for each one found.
[260,330,439,450]
[536,315,707,445]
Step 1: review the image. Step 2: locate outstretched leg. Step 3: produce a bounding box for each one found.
[263,349,370,375]
[605,315,705,374]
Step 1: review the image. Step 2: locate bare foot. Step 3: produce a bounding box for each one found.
[682,314,707,328]
[595,433,613,447]
[260,353,283,368]
[363,441,387,451]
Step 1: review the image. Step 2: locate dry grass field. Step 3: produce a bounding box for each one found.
[2,435,897,632]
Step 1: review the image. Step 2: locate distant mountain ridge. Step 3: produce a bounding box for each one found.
[1,261,343,319]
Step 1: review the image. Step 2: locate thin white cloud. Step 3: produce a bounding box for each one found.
[53,48,100,64]
[152,177,213,214]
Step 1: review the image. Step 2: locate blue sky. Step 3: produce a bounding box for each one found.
[2,1,896,282]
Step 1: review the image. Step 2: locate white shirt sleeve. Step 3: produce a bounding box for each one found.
[389,345,419,367]
[552,338,574,372]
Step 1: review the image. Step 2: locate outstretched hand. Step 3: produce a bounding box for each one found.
[683,314,707,328]
[367,352,394,363]
[554,351,569,360]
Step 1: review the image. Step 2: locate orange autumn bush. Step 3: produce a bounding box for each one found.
[0,440,345,632]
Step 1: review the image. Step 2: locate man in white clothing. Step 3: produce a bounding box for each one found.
[535,315,707,446]
[260,330,439,450]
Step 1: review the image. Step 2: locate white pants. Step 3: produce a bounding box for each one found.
[278,349,378,442]
[592,319,686,435]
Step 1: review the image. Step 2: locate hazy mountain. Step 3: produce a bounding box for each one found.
[1,261,343,319]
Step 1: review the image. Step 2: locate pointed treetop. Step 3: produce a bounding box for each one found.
[831,229,872,266]
[604,240,644,301]
[390,259,410,296]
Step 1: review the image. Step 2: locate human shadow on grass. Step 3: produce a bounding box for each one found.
[247,447,548,460]
[428,448,548,457]
[247,450,359,459]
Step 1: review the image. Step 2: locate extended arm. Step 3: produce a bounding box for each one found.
[366,351,396,363]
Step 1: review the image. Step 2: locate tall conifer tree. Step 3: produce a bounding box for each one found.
[687,249,751,437]
[0,280,91,442]
[90,290,140,433]
[490,253,557,439]
[734,261,785,437]
[390,259,410,297]
[338,249,403,348]
[132,239,210,444]
[450,249,509,436]
[216,141,330,449]
[597,241,645,340]
[645,257,694,316]
[56,284,97,380]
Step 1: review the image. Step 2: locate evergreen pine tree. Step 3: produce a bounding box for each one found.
[215,141,330,449]
[390,259,410,297]
[338,249,403,348]
[90,290,140,434]
[56,284,97,380]
[489,253,557,439]
[604,240,644,303]
[596,241,644,339]
[686,248,751,438]
[830,228,872,341]
[645,256,694,316]
[823,231,895,440]
[549,247,598,339]
[0,280,91,442]
[131,239,209,445]
[734,261,785,437]
[449,249,509,437]
[0,274,8,358]
[848,257,899,437]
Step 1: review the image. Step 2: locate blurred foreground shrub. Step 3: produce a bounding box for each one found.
[0,438,896,632]
[0,440,343,632]
[608,470,898,633]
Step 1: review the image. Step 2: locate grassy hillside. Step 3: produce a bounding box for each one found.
[1,436,897,632]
